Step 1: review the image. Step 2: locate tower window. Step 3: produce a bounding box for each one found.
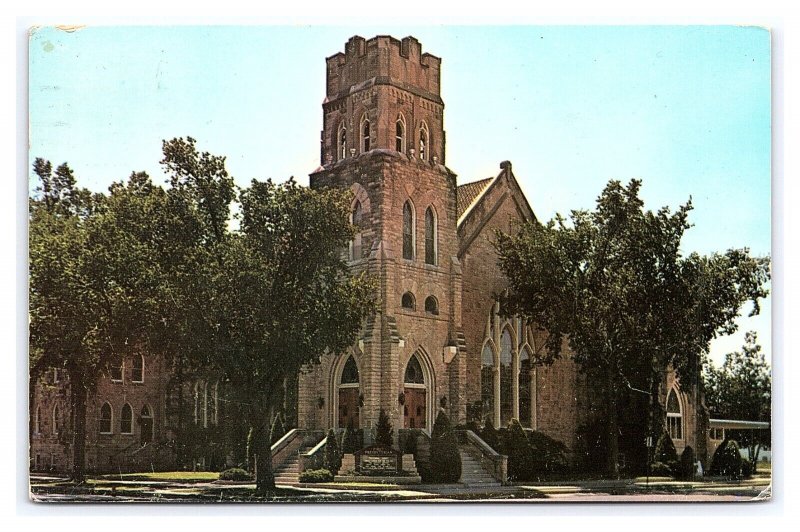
[402,200,415,260]
[338,122,347,161]
[419,122,430,161]
[121,403,133,434]
[424,296,439,316]
[424,206,437,265]
[132,355,144,383]
[350,200,363,261]
[360,114,371,153]
[666,389,683,440]
[110,360,123,382]
[396,115,406,153]
[401,292,416,311]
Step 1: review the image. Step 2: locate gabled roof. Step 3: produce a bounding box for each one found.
[456,177,493,222]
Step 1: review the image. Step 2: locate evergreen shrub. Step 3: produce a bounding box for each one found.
[325,429,341,474]
[219,467,251,481]
[676,446,696,480]
[709,439,744,478]
[375,409,394,447]
[428,411,462,483]
[298,468,333,483]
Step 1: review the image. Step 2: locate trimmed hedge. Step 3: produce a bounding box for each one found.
[375,409,393,447]
[676,446,696,480]
[325,429,341,474]
[428,411,462,483]
[299,468,334,483]
[528,430,569,474]
[709,439,744,478]
[219,467,251,481]
[650,461,673,477]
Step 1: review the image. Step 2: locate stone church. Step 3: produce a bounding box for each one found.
[30,35,709,477]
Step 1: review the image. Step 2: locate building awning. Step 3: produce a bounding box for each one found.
[709,419,770,430]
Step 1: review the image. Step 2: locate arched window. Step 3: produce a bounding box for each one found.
[395,115,406,153]
[99,402,112,434]
[402,200,415,260]
[350,200,363,261]
[666,389,683,440]
[140,405,154,444]
[338,122,347,161]
[424,296,439,316]
[519,346,532,428]
[202,381,209,428]
[419,122,429,161]
[132,355,144,383]
[481,342,495,426]
[401,292,416,311]
[341,356,360,385]
[360,113,370,153]
[211,382,219,425]
[424,206,437,265]
[500,328,514,427]
[404,354,425,384]
[121,403,133,434]
[52,404,60,436]
[34,406,41,434]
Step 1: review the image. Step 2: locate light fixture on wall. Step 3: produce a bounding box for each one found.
[398,392,406,406]
[440,396,447,408]
[317,397,325,410]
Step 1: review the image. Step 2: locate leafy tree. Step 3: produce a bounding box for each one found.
[495,179,770,476]
[652,430,678,475]
[428,411,461,483]
[374,409,393,447]
[703,332,771,468]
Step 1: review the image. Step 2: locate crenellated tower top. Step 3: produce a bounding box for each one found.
[320,35,446,167]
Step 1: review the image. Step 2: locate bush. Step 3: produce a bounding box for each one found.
[375,409,393,447]
[341,422,360,454]
[298,468,333,483]
[650,461,673,477]
[653,430,678,465]
[219,467,251,481]
[676,446,696,480]
[575,418,608,473]
[325,429,341,474]
[741,460,753,479]
[528,430,569,474]
[480,422,500,451]
[504,419,536,481]
[428,411,462,483]
[709,439,744,478]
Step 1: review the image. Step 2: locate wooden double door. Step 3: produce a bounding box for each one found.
[338,387,360,429]
[403,387,427,429]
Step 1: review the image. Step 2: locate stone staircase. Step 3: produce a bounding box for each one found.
[273,445,314,485]
[459,446,501,487]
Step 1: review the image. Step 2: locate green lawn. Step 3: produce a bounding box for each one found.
[97,471,220,482]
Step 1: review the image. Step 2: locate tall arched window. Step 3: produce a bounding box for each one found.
[193,382,200,425]
[140,405,153,444]
[500,328,514,427]
[350,200,363,261]
[481,342,495,426]
[341,356,359,384]
[202,381,209,428]
[402,200,415,260]
[99,402,112,434]
[110,359,123,382]
[419,122,429,161]
[360,113,370,153]
[404,355,425,385]
[519,346,531,428]
[424,206,437,265]
[34,406,41,434]
[52,404,60,436]
[121,403,133,434]
[338,122,347,160]
[132,355,144,383]
[396,115,406,153]
[666,389,683,440]
[401,292,416,311]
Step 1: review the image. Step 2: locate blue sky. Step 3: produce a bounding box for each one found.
[28,25,772,366]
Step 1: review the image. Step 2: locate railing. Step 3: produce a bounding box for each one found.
[298,437,327,472]
[458,429,508,484]
[270,429,325,471]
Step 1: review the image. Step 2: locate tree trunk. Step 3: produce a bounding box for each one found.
[605,365,619,477]
[253,397,276,497]
[69,370,88,482]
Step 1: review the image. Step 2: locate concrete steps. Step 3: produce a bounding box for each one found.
[273,446,314,485]
[459,447,501,487]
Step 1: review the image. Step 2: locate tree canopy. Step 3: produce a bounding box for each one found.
[494,179,770,475]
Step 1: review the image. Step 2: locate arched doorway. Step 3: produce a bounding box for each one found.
[338,356,360,429]
[403,354,427,429]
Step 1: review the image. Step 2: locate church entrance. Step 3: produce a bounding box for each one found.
[338,388,360,429]
[337,355,361,429]
[403,354,427,429]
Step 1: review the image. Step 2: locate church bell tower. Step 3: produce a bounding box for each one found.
[301,36,467,440]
